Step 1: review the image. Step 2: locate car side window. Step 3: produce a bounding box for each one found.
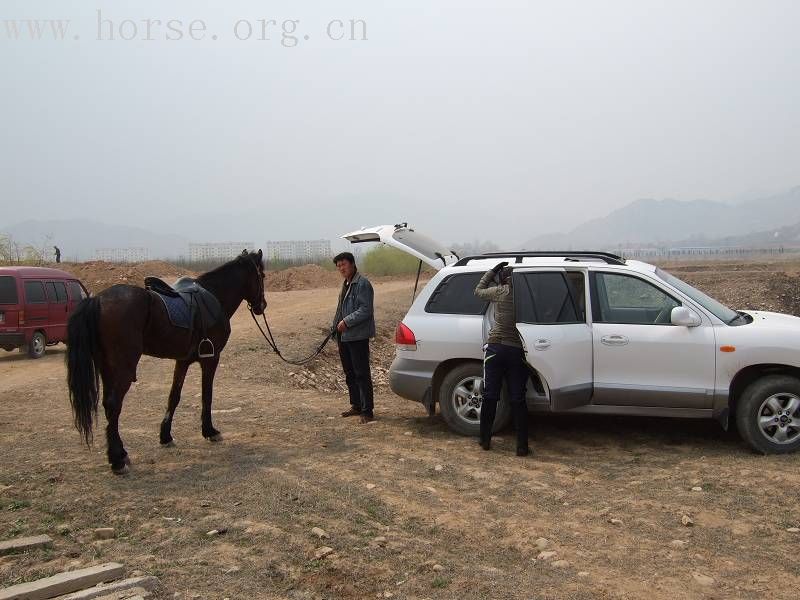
[52,281,68,303]
[46,282,67,303]
[425,273,489,315]
[592,272,680,325]
[67,281,88,301]
[24,280,47,304]
[514,272,582,324]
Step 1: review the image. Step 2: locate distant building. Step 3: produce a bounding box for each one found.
[189,242,254,262]
[95,247,150,262]
[264,239,332,262]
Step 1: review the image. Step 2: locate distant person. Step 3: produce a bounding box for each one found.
[53,246,61,264]
[474,261,530,456]
[332,252,376,423]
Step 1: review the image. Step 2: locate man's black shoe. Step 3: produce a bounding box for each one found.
[359,413,375,424]
[341,408,361,418]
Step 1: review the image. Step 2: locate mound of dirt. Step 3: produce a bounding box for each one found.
[267,264,341,292]
[61,261,196,294]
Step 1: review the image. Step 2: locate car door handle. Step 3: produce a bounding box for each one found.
[534,339,551,351]
[601,335,629,346]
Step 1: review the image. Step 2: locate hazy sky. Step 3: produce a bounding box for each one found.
[2,0,799,245]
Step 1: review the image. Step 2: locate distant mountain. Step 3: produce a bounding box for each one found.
[523,186,800,249]
[1,219,189,261]
[679,221,800,248]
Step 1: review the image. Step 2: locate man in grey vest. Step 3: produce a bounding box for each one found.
[332,252,376,423]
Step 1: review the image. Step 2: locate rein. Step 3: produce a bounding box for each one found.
[245,255,333,366]
[249,309,333,366]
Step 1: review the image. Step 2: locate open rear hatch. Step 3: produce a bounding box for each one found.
[341,223,458,271]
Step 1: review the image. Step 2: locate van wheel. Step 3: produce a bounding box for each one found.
[439,363,511,436]
[28,332,46,359]
[736,375,800,454]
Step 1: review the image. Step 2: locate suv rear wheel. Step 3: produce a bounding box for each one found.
[27,331,46,359]
[736,375,800,454]
[439,362,511,436]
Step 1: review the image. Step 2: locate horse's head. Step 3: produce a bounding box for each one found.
[240,249,267,315]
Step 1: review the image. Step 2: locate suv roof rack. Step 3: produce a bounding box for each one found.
[453,251,626,267]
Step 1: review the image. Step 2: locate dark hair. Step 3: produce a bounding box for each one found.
[333,252,355,265]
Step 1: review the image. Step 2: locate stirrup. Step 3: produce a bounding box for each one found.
[198,338,215,358]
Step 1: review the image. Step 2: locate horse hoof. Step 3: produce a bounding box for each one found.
[123,455,131,466]
[161,440,176,448]
[112,464,130,476]
[207,433,224,442]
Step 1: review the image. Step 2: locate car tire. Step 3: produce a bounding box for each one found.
[736,375,800,454]
[439,362,512,436]
[27,331,46,359]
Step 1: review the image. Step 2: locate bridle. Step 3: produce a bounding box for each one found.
[241,253,266,314]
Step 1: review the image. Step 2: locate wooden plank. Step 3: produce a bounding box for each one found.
[0,563,124,600]
[56,577,158,600]
[0,536,53,556]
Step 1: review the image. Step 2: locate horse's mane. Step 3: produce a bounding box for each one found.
[197,251,263,287]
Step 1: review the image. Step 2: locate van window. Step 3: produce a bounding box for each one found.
[0,276,18,304]
[47,281,68,303]
[24,281,47,304]
[425,273,489,315]
[514,272,581,324]
[67,281,87,301]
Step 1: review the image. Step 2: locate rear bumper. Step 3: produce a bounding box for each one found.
[0,332,25,348]
[389,355,438,403]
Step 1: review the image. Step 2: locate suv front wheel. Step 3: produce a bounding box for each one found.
[439,362,511,436]
[736,375,800,454]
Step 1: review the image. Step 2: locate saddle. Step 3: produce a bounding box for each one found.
[144,276,227,358]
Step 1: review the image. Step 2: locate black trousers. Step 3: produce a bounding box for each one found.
[481,343,529,449]
[338,339,374,415]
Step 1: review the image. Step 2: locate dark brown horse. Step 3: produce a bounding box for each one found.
[66,250,267,474]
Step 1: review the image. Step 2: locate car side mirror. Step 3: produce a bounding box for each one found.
[671,306,701,327]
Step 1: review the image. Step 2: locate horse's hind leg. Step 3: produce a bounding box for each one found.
[102,373,133,474]
[160,360,191,446]
[200,357,222,442]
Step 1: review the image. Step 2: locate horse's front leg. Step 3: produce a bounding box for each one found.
[200,356,223,441]
[160,359,191,446]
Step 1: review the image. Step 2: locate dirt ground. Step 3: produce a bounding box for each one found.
[1,260,800,599]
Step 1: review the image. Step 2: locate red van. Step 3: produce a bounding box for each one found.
[0,267,89,359]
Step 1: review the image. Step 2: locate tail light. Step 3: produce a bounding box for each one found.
[19,310,24,326]
[395,322,417,350]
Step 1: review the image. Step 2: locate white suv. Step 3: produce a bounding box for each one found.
[343,224,800,455]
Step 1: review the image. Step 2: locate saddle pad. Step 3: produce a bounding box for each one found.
[154,292,192,329]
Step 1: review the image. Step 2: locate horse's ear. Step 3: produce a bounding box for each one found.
[257,249,263,259]
[241,249,248,256]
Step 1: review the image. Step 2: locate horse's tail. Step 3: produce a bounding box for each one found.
[66,296,102,446]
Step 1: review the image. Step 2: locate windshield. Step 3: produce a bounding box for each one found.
[656,268,740,324]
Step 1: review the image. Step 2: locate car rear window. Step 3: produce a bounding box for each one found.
[24,280,47,304]
[425,272,488,315]
[0,276,18,304]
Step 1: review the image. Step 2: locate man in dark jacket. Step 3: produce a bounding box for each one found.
[474,262,530,456]
[332,252,376,423]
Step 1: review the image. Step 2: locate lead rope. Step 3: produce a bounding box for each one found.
[249,307,333,366]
